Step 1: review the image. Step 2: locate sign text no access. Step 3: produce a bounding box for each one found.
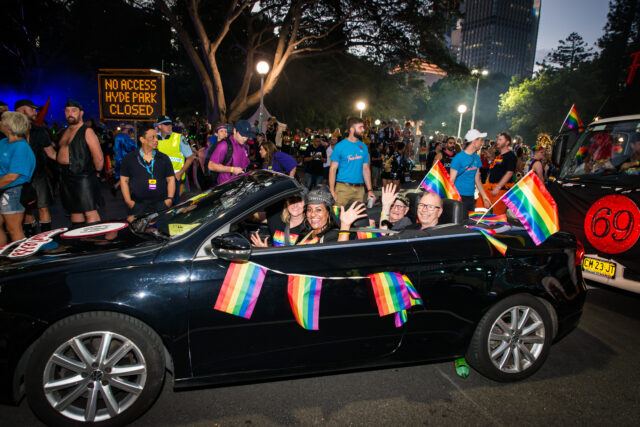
[98,71,165,121]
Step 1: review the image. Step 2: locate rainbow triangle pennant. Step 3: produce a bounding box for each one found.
[468,226,508,256]
[502,171,559,246]
[214,262,267,319]
[287,275,322,330]
[564,104,584,133]
[419,160,461,201]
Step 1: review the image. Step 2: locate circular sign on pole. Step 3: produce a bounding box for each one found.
[583,195,640,254]
[60,222,129,239]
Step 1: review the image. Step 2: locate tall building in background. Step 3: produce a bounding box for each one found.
[457,0,541,77]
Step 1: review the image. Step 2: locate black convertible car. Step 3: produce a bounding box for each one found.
[0,170,586,425]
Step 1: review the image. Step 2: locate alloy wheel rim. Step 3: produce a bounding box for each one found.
[42,331,147,422]
[487,305,546,374]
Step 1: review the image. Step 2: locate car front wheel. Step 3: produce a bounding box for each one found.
[466,294,554,382]
[25,311,166,426]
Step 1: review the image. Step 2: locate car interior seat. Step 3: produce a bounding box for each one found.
[405,192,467,225]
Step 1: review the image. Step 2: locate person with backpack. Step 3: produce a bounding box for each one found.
[259,141,297,177]
[207,120,253,185]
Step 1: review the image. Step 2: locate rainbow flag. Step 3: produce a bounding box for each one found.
[214,262,267,319]
[332,206,341,220]
[368,272,412,316]
[574,146,588,164]
[468,212,509,225]
[273,230,298,247]
[470,227,508,256]
[395,310,408,327]
[402,274,423,306]
[287,275,322,330]
[502,171,559,246]
[357,227,381,240]
[467,225,497,235]
[419,160,461,201]
[564,104,584,133]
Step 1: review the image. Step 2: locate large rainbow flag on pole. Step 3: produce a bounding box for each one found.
[562,104,584,133]
[214,262,267,319]
[287,275,322,330]
[419,160,461,201]
[501,171,559,246]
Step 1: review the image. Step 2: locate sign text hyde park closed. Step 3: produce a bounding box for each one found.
[98,74,164,121]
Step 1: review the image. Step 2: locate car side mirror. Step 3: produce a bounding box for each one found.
[211,232,251,262]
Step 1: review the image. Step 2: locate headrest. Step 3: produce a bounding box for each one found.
[406,192,467,225]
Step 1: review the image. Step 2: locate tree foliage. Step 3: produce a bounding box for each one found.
[538,32,593,71]
[153,0,464,122]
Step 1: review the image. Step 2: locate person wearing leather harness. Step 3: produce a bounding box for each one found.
[15,99,57,234]
[440,137,456,172]
[56,99,104,227]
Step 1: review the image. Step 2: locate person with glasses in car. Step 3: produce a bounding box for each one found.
[405,192,443,231]
[378,183,412,231]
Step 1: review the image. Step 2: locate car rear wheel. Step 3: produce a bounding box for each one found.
[25,312,165,426]
[466,294,553,382]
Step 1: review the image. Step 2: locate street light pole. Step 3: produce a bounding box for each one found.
[457,104,467,139]
[470,69,488,130]
[356,101,366,119]
[256,61,270,133]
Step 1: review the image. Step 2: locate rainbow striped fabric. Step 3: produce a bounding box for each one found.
[273,230,298,247]
[368,272,423,327]
[357,227,381,240]
[419,160,461,201]
[564,104,584,132]
[574,146,588,164]
[468,226,508,256]
[332,206,341,221]
[468,212,509,225]
[214,262,267,319]
[287,275,322,330]
[502,171,559,246]
[395,310,408,327]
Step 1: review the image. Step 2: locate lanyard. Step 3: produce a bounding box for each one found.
[139,149,156,177]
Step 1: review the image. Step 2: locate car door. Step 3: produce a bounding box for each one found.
[188,235,419,378]
[399,225,499,361]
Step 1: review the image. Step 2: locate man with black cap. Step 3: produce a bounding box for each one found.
[208,119,253,185]
[15,99,57,234]
[156,115,194,196]
[57,98,104,226]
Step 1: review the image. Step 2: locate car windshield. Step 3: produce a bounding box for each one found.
[559,118,640,186]
[136,173,281,238]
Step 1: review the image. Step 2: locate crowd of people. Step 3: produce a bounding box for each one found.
[0,95,553,246]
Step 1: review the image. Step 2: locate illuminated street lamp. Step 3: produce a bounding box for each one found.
[374,119,381,126]
[470,69,488,130]
[457,104,467,139]
[256,60,270,132]
[356,101,366,118]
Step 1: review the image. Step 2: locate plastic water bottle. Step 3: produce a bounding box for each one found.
[454,358,469,378]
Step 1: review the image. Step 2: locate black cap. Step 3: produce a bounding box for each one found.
[15,99,43,110]
[156,115,172,125]
[234,120,255,138]
[65,98,83,110]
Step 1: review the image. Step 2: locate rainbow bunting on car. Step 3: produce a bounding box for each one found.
[368,272,423,326]
[501,171,559,246]
[564,104,584,133]
[214,262,267,319]
[287,275,322,330]
[357,227,381,240]
[419,160,461,201]
[468,226,508,256]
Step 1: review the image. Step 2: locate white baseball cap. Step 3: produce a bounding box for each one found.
[465,129,487,142]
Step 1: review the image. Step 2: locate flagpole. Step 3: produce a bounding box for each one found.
[474,171,534,224]
[558,104,574,134]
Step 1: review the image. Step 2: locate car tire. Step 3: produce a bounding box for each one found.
[466,294,553,382]
[25,311,166,426]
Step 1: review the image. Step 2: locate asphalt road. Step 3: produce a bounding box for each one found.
[2,286,639,426]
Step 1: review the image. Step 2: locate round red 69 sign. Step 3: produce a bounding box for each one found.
[584,195,640,254]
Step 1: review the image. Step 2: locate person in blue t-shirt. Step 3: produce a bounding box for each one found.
[0,112,36,244]
[450,129,491,213]
[329,117,374,206]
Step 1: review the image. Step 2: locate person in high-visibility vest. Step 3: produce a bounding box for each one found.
[156,115,195,196]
